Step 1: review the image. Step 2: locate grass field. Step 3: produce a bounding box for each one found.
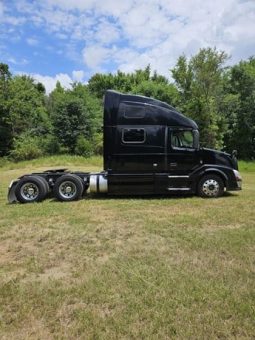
[0,156,254,339]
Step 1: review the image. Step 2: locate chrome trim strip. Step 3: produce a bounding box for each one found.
[167,187,191,191]
[168,175,189,178]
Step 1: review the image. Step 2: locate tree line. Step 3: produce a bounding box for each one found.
[0,47,254,161]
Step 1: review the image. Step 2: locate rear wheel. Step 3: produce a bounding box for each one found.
[15,176,48,203]
[34,176,50,195]
[53,174,84,202]
[198,174,224,198]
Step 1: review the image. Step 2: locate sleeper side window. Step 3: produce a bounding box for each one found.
[119,103,145,119]
[122,128,145,143]
[171,130,194,149]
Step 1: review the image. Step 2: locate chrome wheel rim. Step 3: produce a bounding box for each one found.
[59,181,77,199]
[202,179,220,197]
[20,182,39,201]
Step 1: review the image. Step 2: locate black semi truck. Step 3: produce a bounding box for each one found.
[8,90,242,203]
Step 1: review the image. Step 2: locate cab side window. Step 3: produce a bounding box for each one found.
[171,130,194,149]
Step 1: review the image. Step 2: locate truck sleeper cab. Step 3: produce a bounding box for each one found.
[8,90,242,203]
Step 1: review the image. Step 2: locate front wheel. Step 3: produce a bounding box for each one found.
[198,174,224,198]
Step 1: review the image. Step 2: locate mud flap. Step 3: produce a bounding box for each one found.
[8,180,19,203]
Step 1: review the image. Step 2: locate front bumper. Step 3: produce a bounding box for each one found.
[228,170,242,191]
[236,179,242,189]
[234,170,242,190]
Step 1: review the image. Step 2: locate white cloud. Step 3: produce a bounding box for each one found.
[0,2,4,17]
[72,70,84,81]
[45,0,95,11]
[2,0,255,79]
[94,19,120,44]
[26,37,38,46]
[45,0,134,16]
[82,45,113,70]
[8,57,29,66]
[31,73,73,94]
[0,2,25,26]
[79,0,255,74]
[30,71,87,94]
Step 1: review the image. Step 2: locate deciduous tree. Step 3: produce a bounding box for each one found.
[172,48,229,148]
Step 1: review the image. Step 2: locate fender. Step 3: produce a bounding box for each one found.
[8,179,20,203]
[202,167,228,183]
[190,166,229,187]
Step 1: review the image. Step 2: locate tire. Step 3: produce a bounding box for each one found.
[198,174,224,198]
[15,176,48,203]
[53,174,84,202]
[34,176,50,194]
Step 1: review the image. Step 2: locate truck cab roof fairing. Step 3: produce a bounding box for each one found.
[104,90,198,129]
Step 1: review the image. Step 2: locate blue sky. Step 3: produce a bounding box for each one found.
[1,0,255,93]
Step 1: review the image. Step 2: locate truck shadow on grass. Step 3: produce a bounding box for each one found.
[6,191,239,205]
[47,191,239,203]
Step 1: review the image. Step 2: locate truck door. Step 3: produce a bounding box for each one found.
[166,128,200,191]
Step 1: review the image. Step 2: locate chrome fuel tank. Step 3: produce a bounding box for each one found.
[89,174,108,193]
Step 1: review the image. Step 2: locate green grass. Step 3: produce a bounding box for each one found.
[0,157,254,339]
[0,154,103,171]
[239,160,255,172]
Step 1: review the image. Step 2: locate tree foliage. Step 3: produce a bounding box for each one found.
[49,82,101,153]
[227,57,255,158]
[0,63,12,156]
[0,49,255,160]
[8,75,49,137]
[172,48,229,148]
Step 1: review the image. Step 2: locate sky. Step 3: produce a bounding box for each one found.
[0,0,255,94]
